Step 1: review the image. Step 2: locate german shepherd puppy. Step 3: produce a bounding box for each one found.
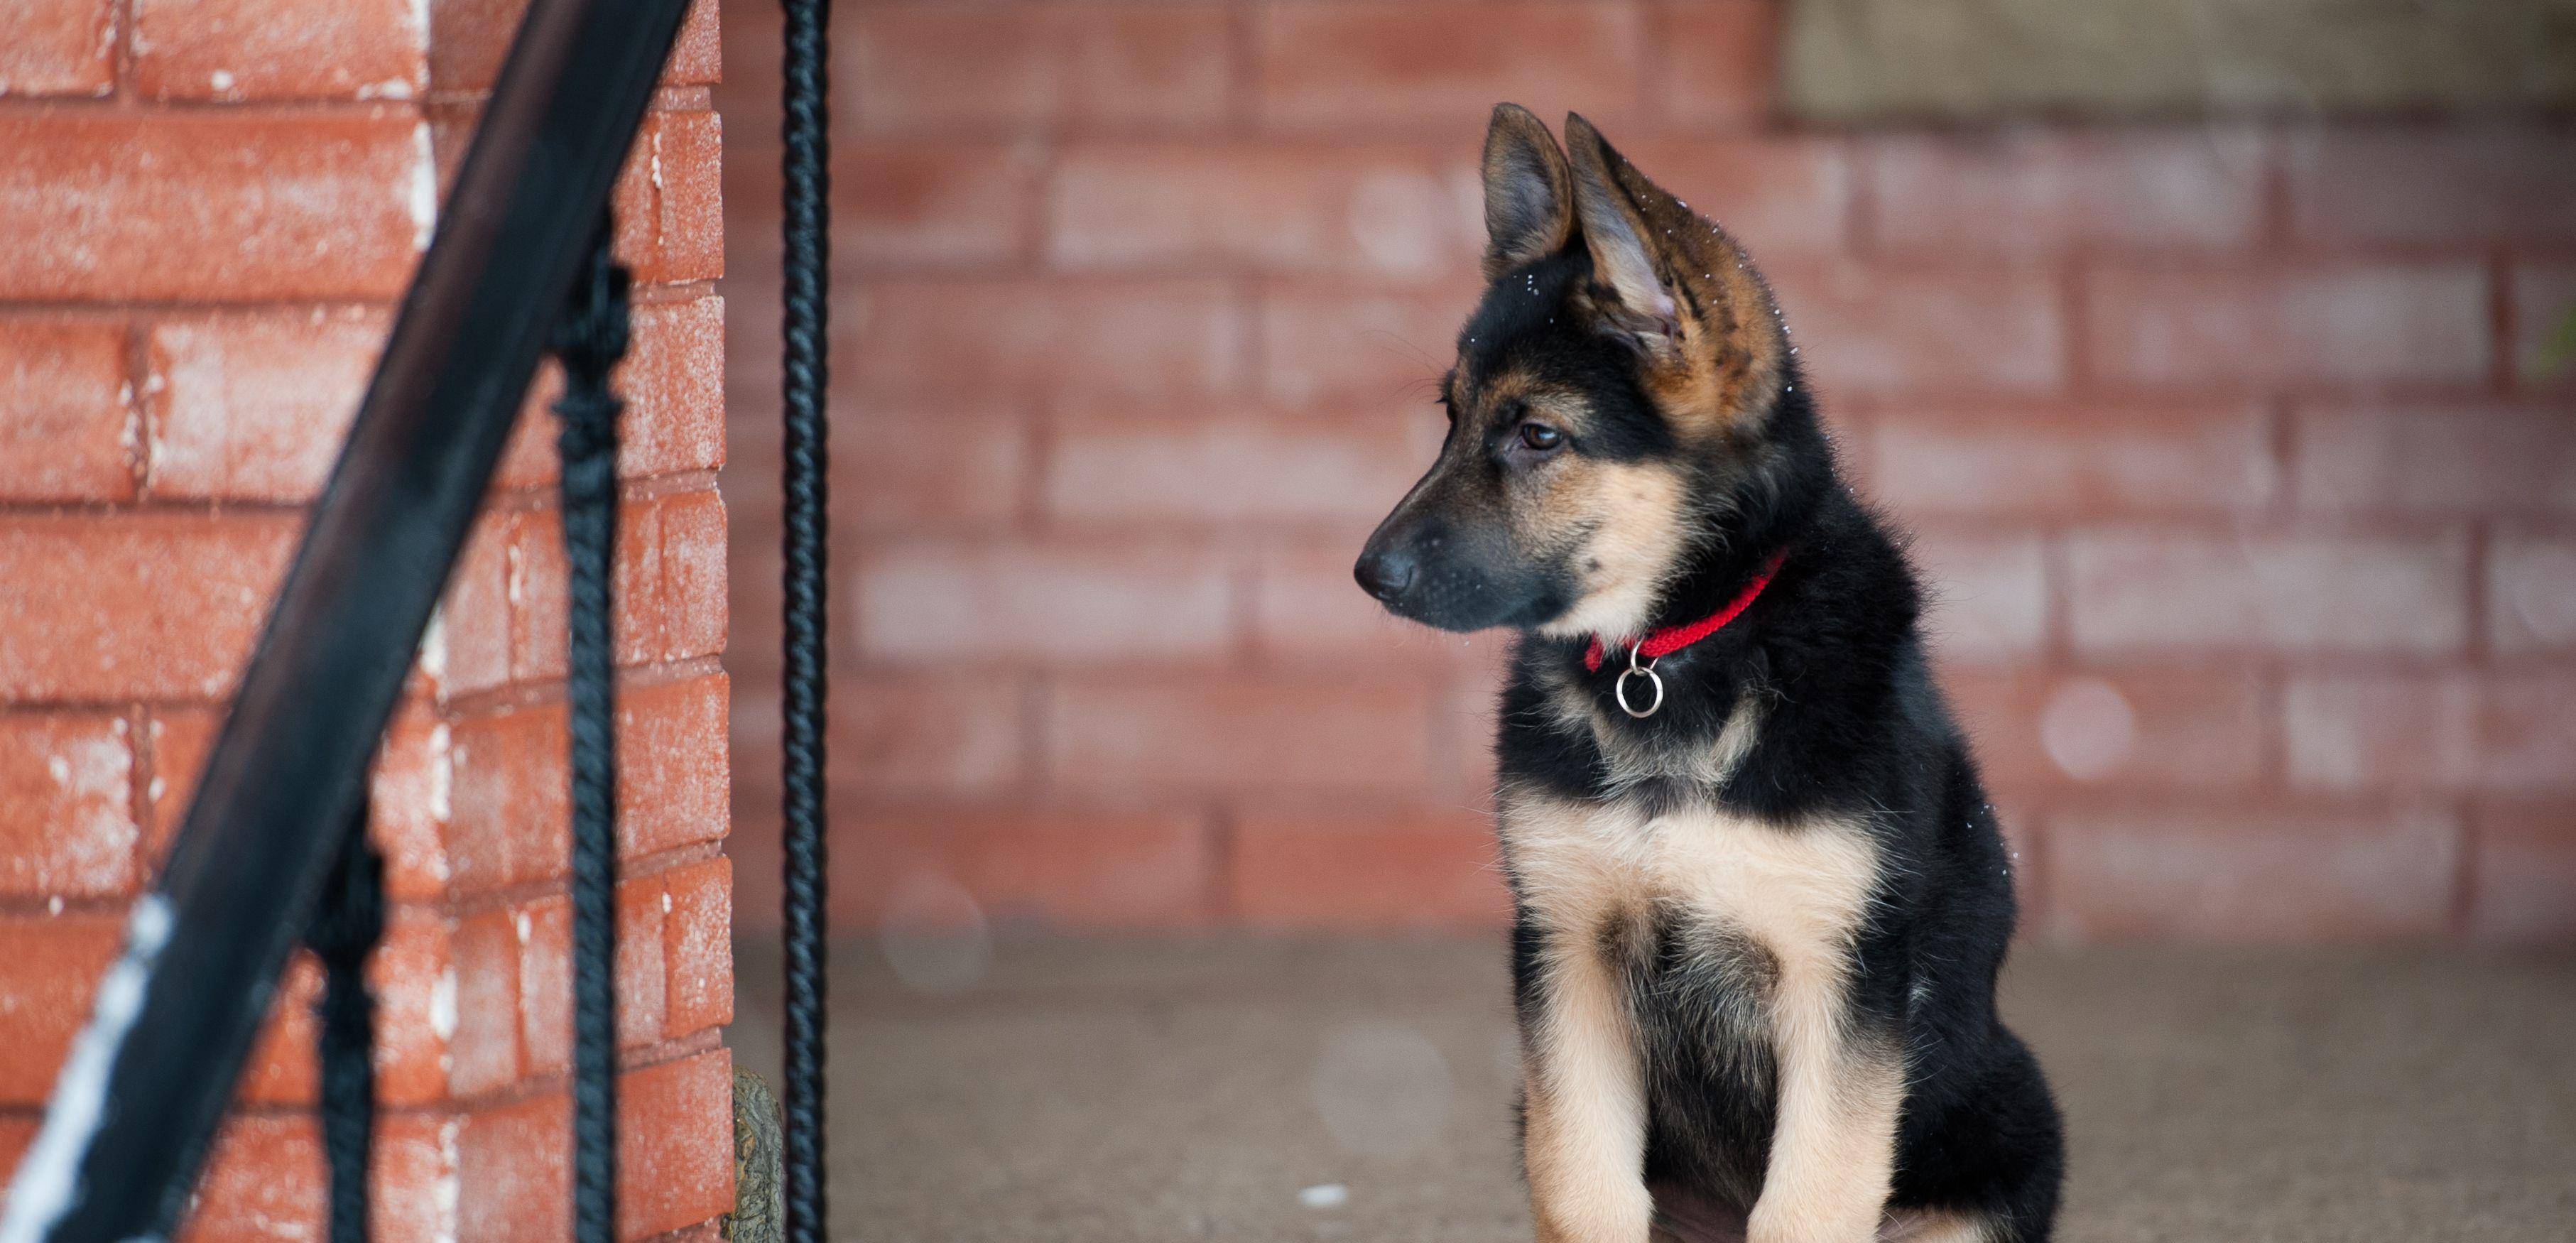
[1354,107,2064,1242]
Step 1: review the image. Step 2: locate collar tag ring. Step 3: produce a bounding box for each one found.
[1615,641,1664,719]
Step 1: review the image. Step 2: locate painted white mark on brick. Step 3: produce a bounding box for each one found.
[427,722,452,829]
[431,1116,462,1243]
[417,611,448,688]
[408,121,439,252]
[429,966,458,1042]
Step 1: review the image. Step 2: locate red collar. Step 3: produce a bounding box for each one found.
[1582,551,1787,672]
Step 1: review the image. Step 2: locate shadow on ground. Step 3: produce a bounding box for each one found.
[731,936,2576,1242]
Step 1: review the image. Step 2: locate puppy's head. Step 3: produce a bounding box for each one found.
[1354,105,1793,639]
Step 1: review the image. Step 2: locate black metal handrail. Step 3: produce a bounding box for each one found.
[0,2,695,1240]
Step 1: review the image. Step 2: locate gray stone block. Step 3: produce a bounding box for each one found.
[1785,0,2576,121]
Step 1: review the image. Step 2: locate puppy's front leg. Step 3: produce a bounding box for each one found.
[1521,932,1653,1243]
[1746,967,1901,1243]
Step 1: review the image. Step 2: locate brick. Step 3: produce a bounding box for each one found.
[494,296,730,491]
[842,141,1042,268]
[0,712,136,898]
[848,7,1231,134]
[837,805,1213,928]
[666,0,722,87]
[844,278,1246,401]
[1044,413,1428,525]
[854,536,1232,662]
[1908,531,2050,665]
[2286,124,2576,245]
[800,672,1026,794]
[2290,403,2576,515]
[2510,262,2575,388]
[1653,0,1778,126]
[2469,805,2576,941]
[0,112,431,302]
[449,905,522,1097]
[0,1118,29,1201]
[0,513,301,702]
[0,318,134,502]
[2048,810,2457,941]
[426,0,521,92]
[183,922,464,1112]
[379,1113,464,1243]
[181,1116,325,1243]
[614,1051,734,1238]
[2285,673,2576,796]
[510,490,729,681]
[455,1050,734,1243]
[143,707,217,855]
[0,0,114,97]
[454,1090,568,1243]
[234,951,322,1104]
[517,874,671,1078]
[1768,263,2066,394]
[446,673,729,892]
[1866,129,2266,253]
[828,407,1030,529]
[1045,673,1437,795]
[2067,530,2469,656]
[143,705,447,889]
[144,308,392,502]
[1610,136,1854,260]
[2489,534,2576,656]
[1048,143,1480,278]
[366,913,454,1105]
[430,0,719,92]
[436,510,516,698]
[2085,264,2491,387]
[371,710,457,899]
[1256,278,1482,407]
[512,899,570,1078]
[1231,808,1506,929]
[0,913,121,1102]
[1257,2,1648,132]
[1871,404,2275,518]
[621,110,724,283]
[615,876,668,1049]
[660,855,732,1038]
[133,0,428,100]
[1946,670,2263,797]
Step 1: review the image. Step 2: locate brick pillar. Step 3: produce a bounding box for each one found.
[0,2,737,1240]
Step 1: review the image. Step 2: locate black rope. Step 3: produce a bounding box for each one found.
[307,802,384,1243]
[552,218,631,1243]
[778,0,832,1239]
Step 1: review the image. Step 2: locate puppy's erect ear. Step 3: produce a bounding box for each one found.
[1563,112,1678,346]
[1480,104,1573,277]
[1560,112,1790,432]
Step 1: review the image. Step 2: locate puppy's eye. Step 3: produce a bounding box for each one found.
[1517,421,1565,452]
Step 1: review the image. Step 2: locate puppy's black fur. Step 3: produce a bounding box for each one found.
[1359,107,2064,1242]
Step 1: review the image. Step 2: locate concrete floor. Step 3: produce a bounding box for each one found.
[731,937,2576,1242]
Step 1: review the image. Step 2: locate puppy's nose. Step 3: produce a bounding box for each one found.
[1354,548,1417,602]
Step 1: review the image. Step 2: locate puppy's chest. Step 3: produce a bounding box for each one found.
[1502,794,1880,984]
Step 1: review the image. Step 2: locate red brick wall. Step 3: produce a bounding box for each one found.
[719,1,2576,942]
[0,1,736,1238]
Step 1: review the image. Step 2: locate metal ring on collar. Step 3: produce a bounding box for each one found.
[1616,641,1664,718]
